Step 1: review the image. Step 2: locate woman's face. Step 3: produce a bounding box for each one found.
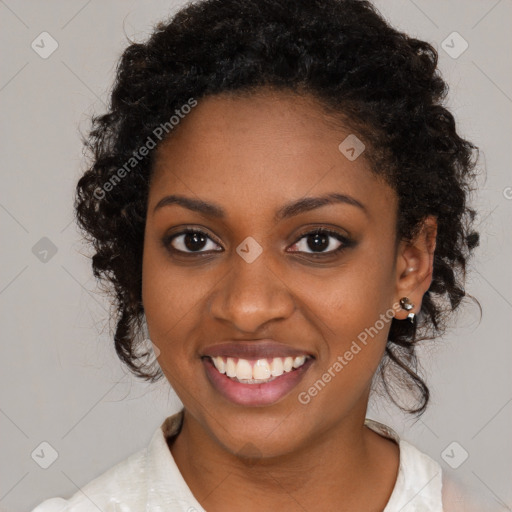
[142,90,408,457]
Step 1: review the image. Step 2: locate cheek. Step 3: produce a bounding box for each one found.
[141,243,208,363]
[304,250,396,387]
[141,258,207,400]
[309,248,396,332]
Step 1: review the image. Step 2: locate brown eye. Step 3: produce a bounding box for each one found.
[165,229,222,254]
[288,228,353,256]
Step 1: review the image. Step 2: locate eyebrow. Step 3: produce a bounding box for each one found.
[153,192,367,221]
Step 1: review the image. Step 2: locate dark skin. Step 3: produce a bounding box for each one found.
[141,89,437,511]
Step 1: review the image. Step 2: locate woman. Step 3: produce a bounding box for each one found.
[32,0,493,510]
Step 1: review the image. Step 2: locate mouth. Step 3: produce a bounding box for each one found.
[201,354,314,406]
[209,355,310,383]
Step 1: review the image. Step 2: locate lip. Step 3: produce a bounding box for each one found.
[201,340,314,360]
[202,355,314,407]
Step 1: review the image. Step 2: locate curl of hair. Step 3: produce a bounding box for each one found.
[75,0,480,414]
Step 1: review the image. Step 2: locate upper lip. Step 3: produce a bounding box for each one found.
[201,340,314,360]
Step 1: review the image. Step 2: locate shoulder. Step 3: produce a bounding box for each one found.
[366,419,444,511]
[30,412,189,512]
[387,438,444,511]
[30,447,147,512]
[365,418,503,512]
[441,470,506,512]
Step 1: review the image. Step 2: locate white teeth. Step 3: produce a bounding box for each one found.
[253,359,271,380]
[293,356,306,368]
[235,359,253,380]
[226,357,237,378]
[210,355,309,382]
[270,357,284,377]
[213,356,225,374]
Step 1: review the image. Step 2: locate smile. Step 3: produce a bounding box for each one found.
[210,355,309,383]
[202,354,314,406]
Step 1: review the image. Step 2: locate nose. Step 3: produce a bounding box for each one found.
[208,250,296,333]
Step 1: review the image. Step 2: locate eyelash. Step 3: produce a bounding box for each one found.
[162,226,354,259]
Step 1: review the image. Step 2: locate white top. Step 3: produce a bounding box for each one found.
[30,411,490,512]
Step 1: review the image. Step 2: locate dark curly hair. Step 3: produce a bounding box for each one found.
[75,0,480,415]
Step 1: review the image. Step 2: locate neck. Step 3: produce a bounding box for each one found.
[169,403,399,511]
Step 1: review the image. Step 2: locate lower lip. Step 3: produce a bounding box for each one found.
[203,357,313,407]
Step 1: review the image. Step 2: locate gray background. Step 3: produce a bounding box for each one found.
[0,1,510,511]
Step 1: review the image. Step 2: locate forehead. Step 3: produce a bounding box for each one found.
[149,90,396,224]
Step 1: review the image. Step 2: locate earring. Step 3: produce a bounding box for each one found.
[399,297,416,324]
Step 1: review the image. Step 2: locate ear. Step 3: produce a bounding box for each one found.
[394,216,437,321]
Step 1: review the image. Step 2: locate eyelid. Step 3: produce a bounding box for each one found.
[162,226,223,254]
[288,226,352,255]
[292,226,350,242]
[163,225,353,257]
